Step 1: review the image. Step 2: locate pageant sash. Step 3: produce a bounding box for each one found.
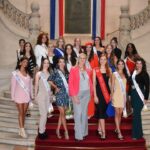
[40,72,51,94]
[114,72,127,117]
[132,70,144,104]
[124,57,131,77]
[57,69,68,93]
[55,48,64,57]
[95,68,110,104]
[85,60,92,70]
[12,71,30,97]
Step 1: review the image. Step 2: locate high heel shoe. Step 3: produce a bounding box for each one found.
[64,131,69,140]
[117,133,124,140]
[114,129,118,134]
[96,130,102,136]
[100,132,106,140]
[19,128,27,138]
[56,129,62,139]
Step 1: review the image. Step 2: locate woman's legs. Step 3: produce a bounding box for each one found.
[115,107,123,139]
[23,103,29,125]
[16,103,28,138]
[16,103,24,128]
[57,106,69,139]
[99,119,105,138]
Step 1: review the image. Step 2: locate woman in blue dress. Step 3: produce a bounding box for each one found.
[48,57,69,140]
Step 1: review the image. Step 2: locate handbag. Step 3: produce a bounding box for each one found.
[106,101,115,117]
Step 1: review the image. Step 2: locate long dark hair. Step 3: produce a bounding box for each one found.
[124,43,138,58]
[39,57,51,73]
[23,42,36,60]
[135,57,147,73]
[64,44,77,66]
[57,57,69,75]
[16,56,29,73]
[110,37,118,45]
[93,36,103,47]
[86,45,94,62]
[116,59,129,80]
[36,32,49,47]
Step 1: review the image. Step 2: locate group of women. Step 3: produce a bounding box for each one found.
[11,33,149,142]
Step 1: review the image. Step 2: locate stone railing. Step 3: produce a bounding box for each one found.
[119,0,150,54]
[0,0,29,30]
[130,4,150,30]
[0,0,40,45]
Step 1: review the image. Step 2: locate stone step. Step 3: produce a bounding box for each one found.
[0,116,38,125]
[0,112,39,120]
[0,126,37,135]
[0,104,39,115]
[3,90,11,98]
[142,110,150,115]
[0,96,39,110]
[143,130,150,135]
[142,115,150,120]
[0,131,35,146]
[142,120,150,125]
[0,121,38,130]
[143,124,150,130]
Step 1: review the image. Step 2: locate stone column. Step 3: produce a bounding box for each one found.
[28,1,41,46]
[148,0,150,18]
[119,5,132,55]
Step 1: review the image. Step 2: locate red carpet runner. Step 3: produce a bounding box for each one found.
[35,107,146,150]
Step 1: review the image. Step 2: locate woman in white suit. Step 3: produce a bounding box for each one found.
[34,32,49,68]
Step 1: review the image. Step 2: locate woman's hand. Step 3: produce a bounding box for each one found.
[55,87,60,94]
[94,95,99,104]
[73,96,80,104]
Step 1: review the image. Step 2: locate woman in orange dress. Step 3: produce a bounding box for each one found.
[85,42,99,118]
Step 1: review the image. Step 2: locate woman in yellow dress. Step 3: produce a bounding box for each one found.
[111,59,128,140]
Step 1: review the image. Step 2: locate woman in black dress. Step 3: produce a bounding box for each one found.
[93,54,111,140]
[130,58,149,139]
[23,42,36,78]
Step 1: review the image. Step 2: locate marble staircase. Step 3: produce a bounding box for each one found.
[0,90,39,147]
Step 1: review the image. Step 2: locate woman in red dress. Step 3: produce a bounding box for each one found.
[85,42,99,118]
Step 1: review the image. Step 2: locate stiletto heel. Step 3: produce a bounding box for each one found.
[96,130,102,136]
[100,132,106,140]
[56,129,62,139]
[64,131,69,140]
[117,132,124,140]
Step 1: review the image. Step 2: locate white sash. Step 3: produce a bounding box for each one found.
[124,57,131,77]
[132,70,148,111]
[57,69,68,93]
[73,47,79,57]
[114,72,127,117]
[93,47,98,55]
[85,60,92,70]
[40,72,51,93]
[56,48,64,57]
[12,71,30,98]
[132,70,144,103]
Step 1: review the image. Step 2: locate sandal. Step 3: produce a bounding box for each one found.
[117,133,124,140]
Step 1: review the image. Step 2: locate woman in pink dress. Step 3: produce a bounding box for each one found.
[11,56,32,138]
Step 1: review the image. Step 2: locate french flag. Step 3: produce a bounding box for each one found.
[92,0,105,39]
[50,0,105,40]
[50,0,64,40]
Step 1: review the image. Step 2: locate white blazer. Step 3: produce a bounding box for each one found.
[34,44,48,68]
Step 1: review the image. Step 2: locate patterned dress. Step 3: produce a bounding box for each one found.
[48,69,69,107]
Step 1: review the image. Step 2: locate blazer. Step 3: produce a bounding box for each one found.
[69,66,93,97]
